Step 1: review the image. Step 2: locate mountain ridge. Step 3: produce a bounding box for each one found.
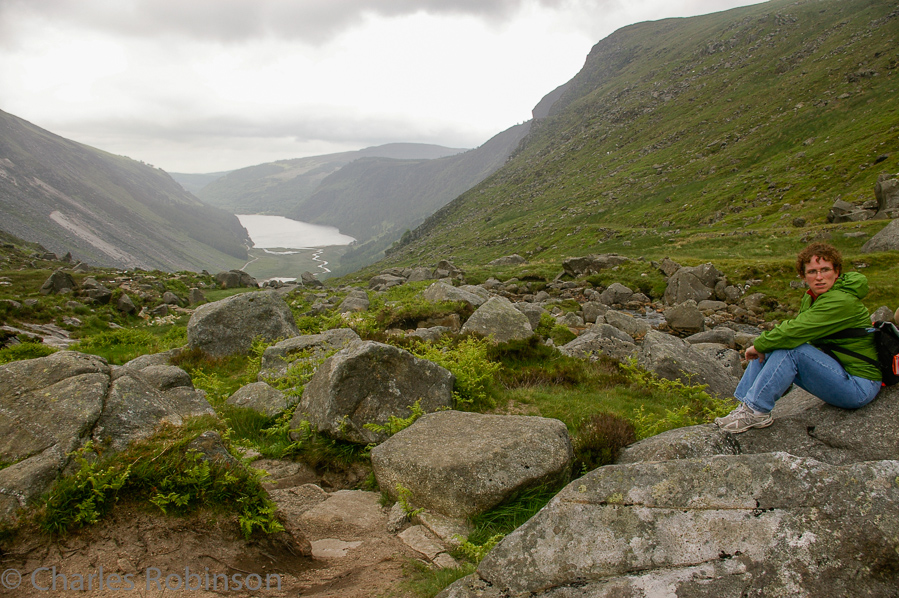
[193,142,469,214]
[376,0,898,271]
[0,109,251,272]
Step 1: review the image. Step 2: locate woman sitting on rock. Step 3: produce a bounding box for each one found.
[715,242,882,433]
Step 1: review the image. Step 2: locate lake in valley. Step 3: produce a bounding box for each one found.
[236,214,356,281]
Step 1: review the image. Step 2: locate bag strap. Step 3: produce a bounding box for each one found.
[817,327,871,341]
[818,344,880,368]
[815,327,880,368]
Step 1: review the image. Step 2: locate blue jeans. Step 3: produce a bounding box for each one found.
[736,343,881,413]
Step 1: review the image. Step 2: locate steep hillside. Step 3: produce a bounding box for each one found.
[196,143,467,215]
[293,123,531,274]
[380,0,898,270]
[0,110,250,272]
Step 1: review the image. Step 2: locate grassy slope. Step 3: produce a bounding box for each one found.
[374,0,898,295]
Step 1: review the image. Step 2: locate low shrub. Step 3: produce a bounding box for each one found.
[35,420,281,538]
[572,412,636,475]
[409,335,501,411]
[0,340,58,364]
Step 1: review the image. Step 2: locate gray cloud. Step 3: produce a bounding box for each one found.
[52,109,486,171]
[1,0,588,45]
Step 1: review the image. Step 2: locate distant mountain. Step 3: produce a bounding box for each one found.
[291,124,531,274]
[196,132,528,273]
[196,143,468,215]
[378,0,899,269]
[169,171,232,195]
[0,109,250,272]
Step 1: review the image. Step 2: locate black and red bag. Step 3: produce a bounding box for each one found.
[818,321,899,386]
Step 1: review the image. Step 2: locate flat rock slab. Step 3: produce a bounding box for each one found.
[310,538,363,559]
[398,525,445,560]
[442,452,899,597]
[299,490,384,532]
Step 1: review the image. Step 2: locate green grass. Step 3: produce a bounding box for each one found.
[400,561,476,598]
[465,484,561,547]
[70,324,188,365]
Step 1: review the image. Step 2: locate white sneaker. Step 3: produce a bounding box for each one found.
[715,403,773,434]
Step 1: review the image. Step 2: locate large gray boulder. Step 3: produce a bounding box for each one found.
[690,342,742,378]
[603,309,651,339]
[663,263,724,305]
[371,411,572,519]
[94,367,214,454]
[442,452,899,598]
[258,328,360,384]
[406,267,436,283]
[559,328,637,363]
[598,283,633,306]
[581,301,609,323]
[637,330,739,398]
[488,254,527,266]
[215,269,257,289]
[513,302,545,330]
[39,269,76,295]
[561,254,629,277]
[337,289,370,313]
[461,297,533,343]
[862,218,899,253]
[81,278,112,304]
[663,299,706,334]
[0,351,214,519]
[187,290,300,357]
[369,273,405,290]
[291,341,454,444]
[874,171,899,217]
[685,327,736,349]
[422,281,486,309]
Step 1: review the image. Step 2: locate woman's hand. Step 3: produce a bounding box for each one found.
[745,346,764,362]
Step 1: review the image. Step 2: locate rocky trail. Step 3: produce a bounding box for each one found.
[0,458,445,597]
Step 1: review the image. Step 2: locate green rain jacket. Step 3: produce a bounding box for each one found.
[752,271,881,381]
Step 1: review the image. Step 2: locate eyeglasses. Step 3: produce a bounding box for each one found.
[805,267,834,277]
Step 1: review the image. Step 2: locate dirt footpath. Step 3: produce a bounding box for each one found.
[0,459,451,598]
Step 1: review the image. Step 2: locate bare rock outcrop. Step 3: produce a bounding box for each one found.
[440,385,899,598]
[0,351,213,520]
[422,281,486,309]
[258,328,360,384]
[442,452,899,598]
[862,218,899,253]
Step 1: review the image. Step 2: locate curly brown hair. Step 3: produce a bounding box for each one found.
[796,242,842,277]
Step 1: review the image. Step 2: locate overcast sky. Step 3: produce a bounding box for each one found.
[0,0,766,174]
